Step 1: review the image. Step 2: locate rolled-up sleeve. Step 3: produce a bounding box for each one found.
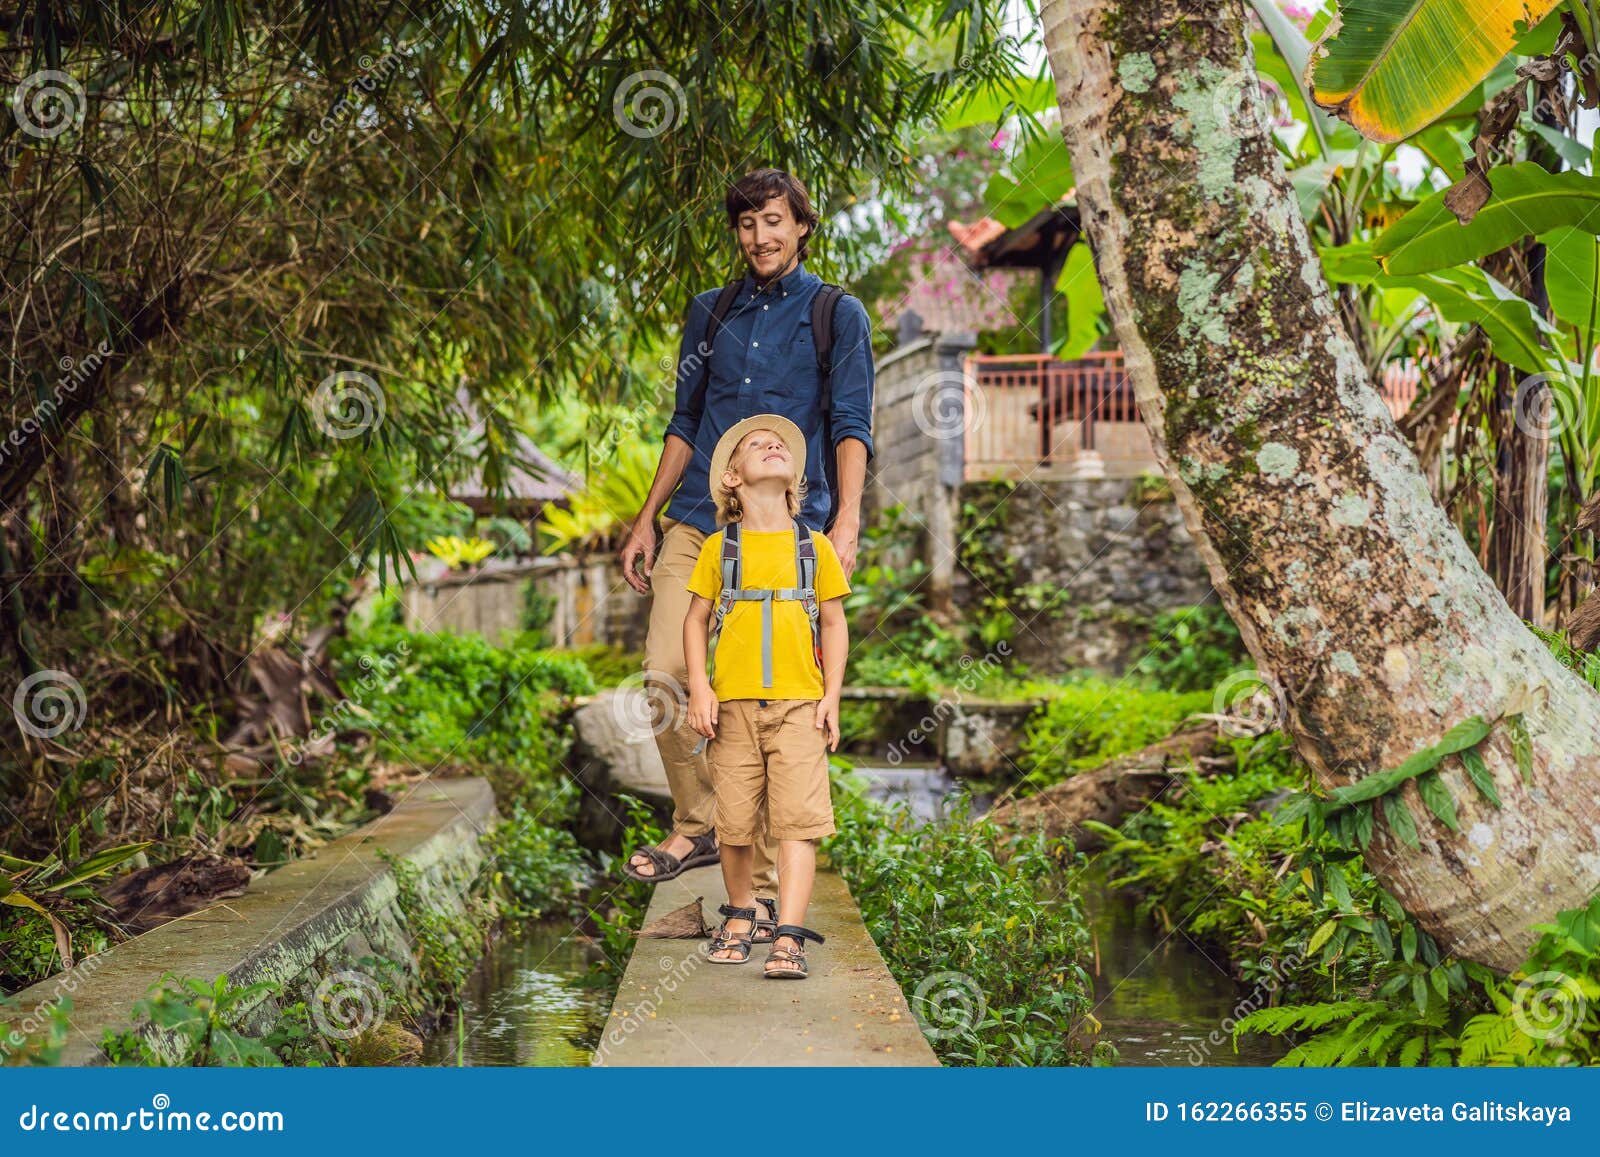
[665,293,713,446]
[828,295,875,459]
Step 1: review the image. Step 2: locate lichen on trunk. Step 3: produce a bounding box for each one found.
[1040,0,1600,970]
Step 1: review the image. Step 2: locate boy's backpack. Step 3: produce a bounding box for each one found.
[690,280,848,527]
[707,519,823,690]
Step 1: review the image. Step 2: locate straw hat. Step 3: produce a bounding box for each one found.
[708,414,807,512]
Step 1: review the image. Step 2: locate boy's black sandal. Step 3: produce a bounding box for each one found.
[707,903,759,964]
[764,924,824,980]
[751,897,779,944]
[623,831,719,883]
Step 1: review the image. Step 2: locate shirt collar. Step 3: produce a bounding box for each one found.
[743,259,818,302]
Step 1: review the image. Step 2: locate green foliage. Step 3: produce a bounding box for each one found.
[537,441,657,554]
[382,851,495,1009]
[1237,894,1600,1067]
[100,974,325,1067]
[332,621,594,813]
[1020,677,1212,782]
[826,782,1102,1066]
[0,995,75,1065]
[483,804,593,921]
[845,508,973,691]
[1130,603,1247,692]
[582,796,662,988]
[564,645,645,689]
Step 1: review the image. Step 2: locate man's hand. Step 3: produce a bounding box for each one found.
[619,514,658,595]
[814,695,840,752]
[827,514,860,579]
[687,682,719,740]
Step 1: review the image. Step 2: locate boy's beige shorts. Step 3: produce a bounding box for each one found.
[709,699,836,843]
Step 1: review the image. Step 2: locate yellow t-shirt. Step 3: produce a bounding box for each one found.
[686,525,850,701]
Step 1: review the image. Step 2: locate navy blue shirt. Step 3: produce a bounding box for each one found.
[663,261,875,533]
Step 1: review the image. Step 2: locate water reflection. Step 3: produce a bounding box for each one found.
[422,921,606,1067]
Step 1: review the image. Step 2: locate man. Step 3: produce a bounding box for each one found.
[617,168,874,919]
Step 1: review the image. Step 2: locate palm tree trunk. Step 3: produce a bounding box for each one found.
[1039,0,1600,970]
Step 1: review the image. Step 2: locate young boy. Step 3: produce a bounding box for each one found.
[683,415,849,979]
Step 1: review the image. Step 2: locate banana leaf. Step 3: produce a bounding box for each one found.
[1307,0,1562,143]
[1375,163,1600,276]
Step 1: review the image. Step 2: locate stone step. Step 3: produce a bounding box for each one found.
[592,865,939,1067]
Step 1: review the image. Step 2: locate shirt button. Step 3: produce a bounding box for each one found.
[763,305,769,311]
[752,341,759,348]
[744,377,751,383]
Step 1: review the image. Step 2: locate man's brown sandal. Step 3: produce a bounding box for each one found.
[623,831,719,883]
[764,924,824,980]
[751,897,778,944]
[707,903,758,964]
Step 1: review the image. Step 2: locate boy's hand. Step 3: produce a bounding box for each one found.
[687,683,718,740]
[815,695,840,752]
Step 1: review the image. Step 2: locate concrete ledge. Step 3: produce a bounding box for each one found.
[7,777,496,1066]
[593,865,939,1067]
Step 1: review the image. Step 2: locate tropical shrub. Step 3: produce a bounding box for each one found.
[827,782,1105,1066]
[1020,677,1212,782]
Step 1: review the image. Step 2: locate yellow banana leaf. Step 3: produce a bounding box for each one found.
[1306,0,1560,143]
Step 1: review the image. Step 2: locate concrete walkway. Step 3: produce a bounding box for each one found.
[6,777,495,1065]
[592,865,939,1067]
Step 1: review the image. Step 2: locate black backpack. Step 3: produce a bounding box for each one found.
[687,278,849,526]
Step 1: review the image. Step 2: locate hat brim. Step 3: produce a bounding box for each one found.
[708,414,808,517]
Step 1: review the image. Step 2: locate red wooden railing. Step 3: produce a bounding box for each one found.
[964,351,1426,476]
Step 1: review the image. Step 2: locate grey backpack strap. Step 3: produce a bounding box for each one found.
[708,523,741,674]
[794,520,822,673]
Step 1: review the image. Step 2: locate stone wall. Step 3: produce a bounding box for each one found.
[866,332,976,612]
[401,555,649,652]
[955,477,1213,673]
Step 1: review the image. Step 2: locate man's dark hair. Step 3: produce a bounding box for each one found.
[725,168,822,260]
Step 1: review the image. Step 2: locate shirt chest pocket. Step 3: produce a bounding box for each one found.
[760,325,822,421]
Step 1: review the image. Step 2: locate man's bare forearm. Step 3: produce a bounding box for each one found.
[832,437,868,527]
[638,434,695,521]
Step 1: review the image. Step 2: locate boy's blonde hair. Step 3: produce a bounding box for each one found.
[716,431,806,523]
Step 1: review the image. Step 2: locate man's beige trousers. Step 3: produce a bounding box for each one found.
[642,517,778,897]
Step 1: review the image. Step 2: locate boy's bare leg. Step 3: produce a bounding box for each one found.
[770,838,817,974]
[711,842,757,961]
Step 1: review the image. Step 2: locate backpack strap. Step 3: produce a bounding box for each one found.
[794,519,823,674]
[811,284,846,529]
[707,523,742,677]
[683,280,744,425]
